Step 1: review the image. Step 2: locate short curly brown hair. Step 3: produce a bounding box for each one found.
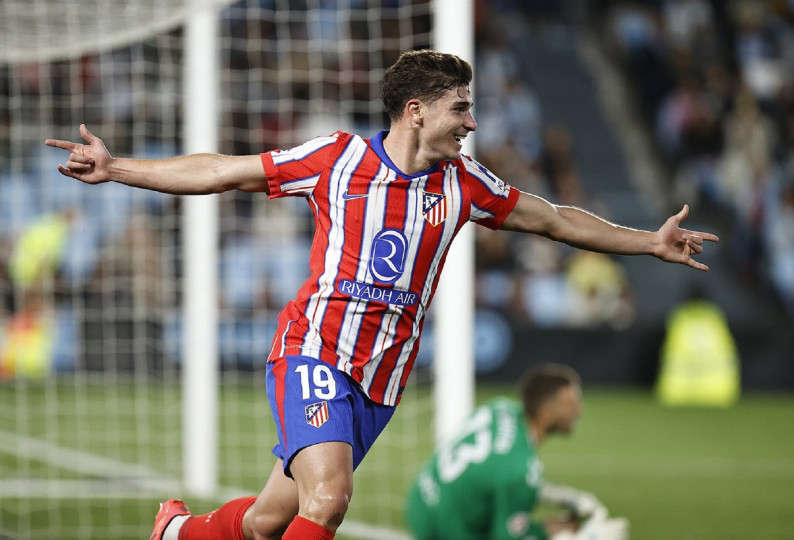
[381,49,473,122]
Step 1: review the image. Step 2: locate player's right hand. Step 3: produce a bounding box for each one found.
[45,124,112,185]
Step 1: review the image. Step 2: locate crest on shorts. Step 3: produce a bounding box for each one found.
[422,191,447,226]
[305,401,329,428]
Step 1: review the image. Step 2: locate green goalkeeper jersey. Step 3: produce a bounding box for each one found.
[406,398,548,540]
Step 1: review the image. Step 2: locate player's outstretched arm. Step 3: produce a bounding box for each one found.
[45,124,267,195]
[501,191,719,271]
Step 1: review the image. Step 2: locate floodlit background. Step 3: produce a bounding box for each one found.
[1,1,793,539]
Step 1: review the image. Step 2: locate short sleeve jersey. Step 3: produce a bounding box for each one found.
[405,399,547,540]
[260,131,519,405]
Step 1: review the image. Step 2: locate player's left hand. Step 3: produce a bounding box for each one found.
[653,204,719,271]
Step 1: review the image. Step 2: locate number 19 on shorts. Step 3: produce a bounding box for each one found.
[295,364,337,400]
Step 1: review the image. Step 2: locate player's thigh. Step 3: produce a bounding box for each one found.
[243,460,299,539]
[290,440,354,502]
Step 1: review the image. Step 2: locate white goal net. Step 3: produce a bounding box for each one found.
[0,1,436,538]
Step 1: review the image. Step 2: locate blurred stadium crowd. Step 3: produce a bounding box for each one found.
[1,0,793,376]
[473,0,794,327]
[590,0,794,317]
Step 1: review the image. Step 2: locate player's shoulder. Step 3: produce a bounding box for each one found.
[332,130,373,142]
[450,154,510,193]
[298,130,357,148]
[482,396,522,415]
[483,398,531,456]
[330,130,374,152]
[302,130,368,158]
[451,152,487,172]
[332,129,354,140]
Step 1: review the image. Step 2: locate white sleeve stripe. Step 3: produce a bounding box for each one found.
[280,173,321,195]
[271,135,338,165]
[470,201,496,220]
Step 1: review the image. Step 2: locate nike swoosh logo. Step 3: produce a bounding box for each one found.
[342,190,369,200]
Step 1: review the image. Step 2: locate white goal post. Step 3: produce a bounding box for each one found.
[182,3,221,499]
[431,0,476,444]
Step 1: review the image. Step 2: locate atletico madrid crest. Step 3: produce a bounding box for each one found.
[305,401,329,428]
[422,191,447,226]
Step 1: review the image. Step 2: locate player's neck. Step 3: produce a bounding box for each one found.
[528,420,544,446]
[382,125,434,176]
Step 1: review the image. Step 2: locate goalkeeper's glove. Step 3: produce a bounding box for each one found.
[551,514,630,540]
[540,483,608,520]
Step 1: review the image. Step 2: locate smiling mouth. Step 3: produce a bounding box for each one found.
[454,135,465,145]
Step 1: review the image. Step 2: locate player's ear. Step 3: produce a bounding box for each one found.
[407,99,423,125]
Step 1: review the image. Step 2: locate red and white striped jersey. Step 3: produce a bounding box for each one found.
[260,131,519,405]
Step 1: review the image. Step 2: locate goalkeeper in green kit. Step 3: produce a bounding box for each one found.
[405,363,629,540]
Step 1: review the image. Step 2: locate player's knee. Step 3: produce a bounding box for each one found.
[301,487,351,530]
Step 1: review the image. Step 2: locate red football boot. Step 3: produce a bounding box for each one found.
[149,499,190,540]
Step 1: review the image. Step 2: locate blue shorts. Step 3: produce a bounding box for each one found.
[266,355,396,477]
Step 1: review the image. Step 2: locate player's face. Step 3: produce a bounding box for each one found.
[421,85,477,162]
[547,384,582,435]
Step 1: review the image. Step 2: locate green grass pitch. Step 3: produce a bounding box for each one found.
[1,381,792,539]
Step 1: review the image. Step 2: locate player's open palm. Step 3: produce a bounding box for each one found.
[45,124,112,185]
[654,204,719,271]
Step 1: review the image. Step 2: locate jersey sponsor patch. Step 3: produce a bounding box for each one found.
[338,279,418,306]
[305,401,330,428]
[422,191,447,226]
[369,228,408,283]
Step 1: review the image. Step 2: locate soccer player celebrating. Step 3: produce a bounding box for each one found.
[406,363,628,540]
[45,50,716,540]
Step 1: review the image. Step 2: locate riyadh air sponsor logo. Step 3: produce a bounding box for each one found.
[338,279,419,306]
[339,228,418,305]
[422,191,447,226]
[305,401,329,428]
[369,229,407,284]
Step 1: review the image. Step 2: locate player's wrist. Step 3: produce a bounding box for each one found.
[105,156,124,184]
